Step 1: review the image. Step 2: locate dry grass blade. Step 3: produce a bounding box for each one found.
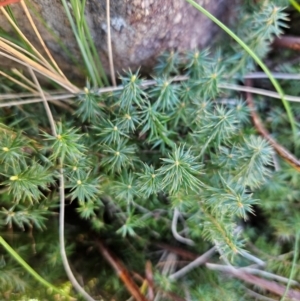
[28,67,56,136]
[0,91,76,111]
[12,68,39,90]
[0,37,47,65]
[0,93,75,101]
[0,96,74,111]
[20,0,68,80]
[0,2,79,94]
[0,70,37,93]
[0,90,72,100]
[106,0,116,86]
[0,92,39,100]
[0,43,79,92]
[0,5,55,71]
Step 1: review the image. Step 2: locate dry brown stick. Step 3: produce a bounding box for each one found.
[245,78,300,171]
[96,240,149,301]
[236,273,299,299]
[273,36,300,51]
[155,243,199,260]
[206,263,300,300]
[145,261,155,301]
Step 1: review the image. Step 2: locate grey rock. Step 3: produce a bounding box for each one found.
[0,0,234,81]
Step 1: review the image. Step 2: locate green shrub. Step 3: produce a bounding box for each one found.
[0,0,300,300]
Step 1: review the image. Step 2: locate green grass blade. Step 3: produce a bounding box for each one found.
[290,0,300,12]
[69,0,107,86]
[62,0,98,86]
[280,231,299,301]
[77,0,108,85]
[0,236,72,298]
[81,14,109,86]
[4,6,18,25]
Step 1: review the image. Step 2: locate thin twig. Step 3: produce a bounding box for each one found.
[169,247,216,280]
[238,267,299,286]
[93,75,189,95]
[96,240,149,301]
[3,72,300,106]
[0,93,75,102]
[145,261,155,301]
[153,291,161,301]
[273,36,300,51]
[219,82,300,103]
[244,72,300,80]
[163,253,177,275]
[155,252,178,301]
[206,263,300,300]
[94,77,300,103]
[0,90,68,100]
[171,208,194,246]
[0,95,74,110]
[106,0,116,86]
[245,288,278,301]
[245,78,300,171]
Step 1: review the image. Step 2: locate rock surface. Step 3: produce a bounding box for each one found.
[0,0,233,80]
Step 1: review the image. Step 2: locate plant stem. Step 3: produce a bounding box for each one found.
[59,168,97,301]
[171,208,195,246]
